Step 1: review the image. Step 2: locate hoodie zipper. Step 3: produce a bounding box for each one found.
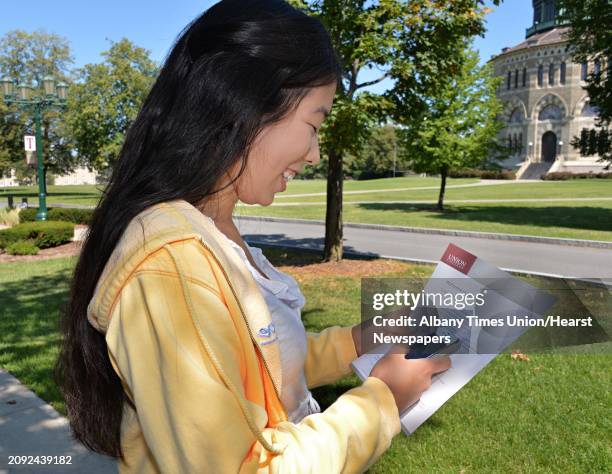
[196,236,284,408]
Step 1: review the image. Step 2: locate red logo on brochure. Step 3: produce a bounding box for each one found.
[441,244,477,275]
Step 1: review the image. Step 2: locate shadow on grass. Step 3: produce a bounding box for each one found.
[311,374,361,411]
[244,235,379,266]
[0,269,72,411]
[356,203,612,233]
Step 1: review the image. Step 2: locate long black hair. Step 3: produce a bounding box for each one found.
[54,0,341,459]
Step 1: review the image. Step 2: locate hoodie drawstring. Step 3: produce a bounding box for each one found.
[163,244,285,456]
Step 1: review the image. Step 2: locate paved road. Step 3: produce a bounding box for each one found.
[0,370,117,473]
[236,217,612,284]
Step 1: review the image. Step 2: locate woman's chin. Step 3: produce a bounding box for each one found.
[241,194,275,207]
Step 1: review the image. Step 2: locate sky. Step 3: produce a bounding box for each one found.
[0,0,533,95]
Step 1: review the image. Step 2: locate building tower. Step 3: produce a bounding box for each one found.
[488,0,606,178]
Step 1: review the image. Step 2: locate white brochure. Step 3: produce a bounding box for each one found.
[351,243,557,435]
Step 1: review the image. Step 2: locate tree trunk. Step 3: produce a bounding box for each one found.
[437,165,448,211]
[324,148,344,262]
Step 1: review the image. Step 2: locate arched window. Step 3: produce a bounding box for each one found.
[514,69,519,88]
[507,71,511,90]
[543,0,556,22]
[513,134,519,152]
[518,133,523,153]
[522,68,527,87]
[582,101,599,117]
[538,104,564,120]
[594,58,601,76]
[581,62,588,81]
[560,62,566,84]
[538,65,544,86]
[509,107,524,123]
[548,63,555,85]
[534,0,542,24]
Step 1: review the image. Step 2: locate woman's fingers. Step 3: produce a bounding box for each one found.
[428,354,452,375]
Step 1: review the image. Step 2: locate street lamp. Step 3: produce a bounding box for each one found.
[1,75,68,221]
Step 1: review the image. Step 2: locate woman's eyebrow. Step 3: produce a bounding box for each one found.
[313,106,330,117]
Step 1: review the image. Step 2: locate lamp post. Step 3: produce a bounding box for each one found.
[1,75,68,221]
[392,140,397,178]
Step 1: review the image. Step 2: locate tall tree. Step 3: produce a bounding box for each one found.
[64,39,157,171]
[0,100,21,178]
[0,29,75,180]
[399,44,504,210]
[558,0,612,167]
[347,124,403,180]
[289,0,501,261]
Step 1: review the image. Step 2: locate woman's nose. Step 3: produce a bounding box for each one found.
[306,138,321,166]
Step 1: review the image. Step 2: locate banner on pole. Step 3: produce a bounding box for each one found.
[24,135,36,151]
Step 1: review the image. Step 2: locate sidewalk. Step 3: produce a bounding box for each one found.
[0,369,117,473]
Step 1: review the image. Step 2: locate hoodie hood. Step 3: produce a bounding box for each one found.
[86,199,284,396]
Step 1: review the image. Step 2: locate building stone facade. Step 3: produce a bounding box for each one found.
[1,166,98,187]
[488,0,607,178]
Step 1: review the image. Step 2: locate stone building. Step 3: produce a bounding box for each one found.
[488,0,607,178]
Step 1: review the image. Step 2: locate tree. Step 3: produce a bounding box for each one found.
[346,124,403,180]
[64,39,157,171]
[289,0,501,261]
[0,99,21,178]
[0,29,75,179]
[400,44,504,210]
[558,0,612,167]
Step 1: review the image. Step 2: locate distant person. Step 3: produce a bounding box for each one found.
[55,1,450,472]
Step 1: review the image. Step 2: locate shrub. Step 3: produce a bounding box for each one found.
[542,171,612,181]
[5,240,40,255]
[0,221,74,249]
[0,207,21,226]
[449,168,516,179]
[19,207,94,225]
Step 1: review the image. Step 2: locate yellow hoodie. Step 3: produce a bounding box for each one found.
[86,199,401,473]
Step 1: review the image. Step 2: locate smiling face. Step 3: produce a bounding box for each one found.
[230,82,336,206]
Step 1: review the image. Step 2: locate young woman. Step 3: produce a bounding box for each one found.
[55,1,450,472]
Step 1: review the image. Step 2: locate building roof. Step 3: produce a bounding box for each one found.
[488,26,571,63]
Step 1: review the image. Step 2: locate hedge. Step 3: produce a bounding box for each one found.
[541,171,612,181]
[6,240,40,255]
[448,168,516,179]
[19,207,94,225]
[0,221,74,249]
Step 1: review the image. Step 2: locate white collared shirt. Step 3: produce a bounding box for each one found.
[212,228,321,423]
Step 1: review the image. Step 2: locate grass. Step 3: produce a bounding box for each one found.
[0,184,104,207]
[270,179,612,202]
[3,178,611,241]
[237,200,612,241]
[1,248,610,472]
[0,257,76,413]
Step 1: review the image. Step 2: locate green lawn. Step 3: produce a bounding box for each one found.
[237,200,612,242]
[0,184,104,207]
[0,257,75,413]
[272,179,612,202]
[0,249,610,472]
[2,178,611,241]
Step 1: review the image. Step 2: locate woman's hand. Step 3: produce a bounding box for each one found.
[370,351,451,414]
[351,312,413,358]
